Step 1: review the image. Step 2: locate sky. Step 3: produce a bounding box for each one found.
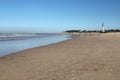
[0,0,120,33]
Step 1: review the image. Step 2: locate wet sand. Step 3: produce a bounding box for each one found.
[0,33,120,80]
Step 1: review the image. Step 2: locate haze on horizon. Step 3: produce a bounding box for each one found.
[0,0,120,33]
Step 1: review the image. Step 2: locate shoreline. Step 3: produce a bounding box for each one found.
[0,33,99,58]
[0,33,120,80]
[0,34,70,57]
[0,37,71,58]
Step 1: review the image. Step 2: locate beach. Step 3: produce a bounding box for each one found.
[0,33,120,80]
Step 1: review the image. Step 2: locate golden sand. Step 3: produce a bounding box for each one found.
[0,33,120,80]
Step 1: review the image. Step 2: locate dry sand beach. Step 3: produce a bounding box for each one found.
[0,33,120,80]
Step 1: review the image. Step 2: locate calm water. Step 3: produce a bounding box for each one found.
[0,34,70,56]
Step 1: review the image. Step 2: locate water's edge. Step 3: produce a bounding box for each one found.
[0,34,71,57]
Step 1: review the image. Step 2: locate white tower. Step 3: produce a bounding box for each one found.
[102,22,105,32]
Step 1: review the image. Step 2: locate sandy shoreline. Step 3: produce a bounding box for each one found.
[0,33,120,80]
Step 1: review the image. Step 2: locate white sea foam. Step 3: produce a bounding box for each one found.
[0,33,47,41]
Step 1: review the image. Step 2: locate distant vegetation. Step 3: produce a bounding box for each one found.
[65,29,120,33]
[65,30,81,33]
[105,29,120,33]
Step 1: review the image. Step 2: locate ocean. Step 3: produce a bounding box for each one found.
[0,33,70,56]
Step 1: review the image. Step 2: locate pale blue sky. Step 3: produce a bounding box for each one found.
[0,0,120,33]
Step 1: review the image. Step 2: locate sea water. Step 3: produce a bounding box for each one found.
[0,33,70,56]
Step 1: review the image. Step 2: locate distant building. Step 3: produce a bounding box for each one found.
[102,22,105,32]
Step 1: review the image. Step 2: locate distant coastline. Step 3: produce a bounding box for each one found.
[64,29,120,33]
